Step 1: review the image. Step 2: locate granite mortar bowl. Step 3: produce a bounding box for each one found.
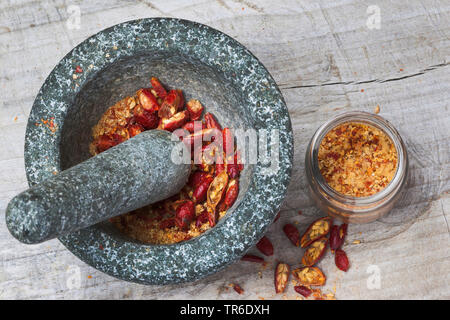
[24,18,293,284]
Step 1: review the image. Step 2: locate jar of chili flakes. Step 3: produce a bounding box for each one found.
[305,112,408,223]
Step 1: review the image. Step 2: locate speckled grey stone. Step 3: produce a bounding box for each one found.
[23,18,293,284]
[7,130,190,244]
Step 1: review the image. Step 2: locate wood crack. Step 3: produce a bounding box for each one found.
[279,62,449,90]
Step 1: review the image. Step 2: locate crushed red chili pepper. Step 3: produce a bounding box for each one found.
[90,77,243,244]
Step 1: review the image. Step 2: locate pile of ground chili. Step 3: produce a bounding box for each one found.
[317,122,398,197]
[90,77,243,244]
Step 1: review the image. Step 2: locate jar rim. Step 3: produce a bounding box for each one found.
[307,111,408,209]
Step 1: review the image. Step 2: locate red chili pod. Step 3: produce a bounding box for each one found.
[192,175,214,203]
[256,236,274,256]
[204,112,222,131]
[330,223,348,251]
[214,153,226,177]
[160,110,189,131]
[283,223,300,247]
[301,237,328,267]
[294,285,312,298]
[300,217,332,248]
[241,254,265,264]
[222,179,239,210]
[188,171,211,189]
[150,77,167,99]
[274,262,290,294]
[335,249,350,272]
[186,99,204,121]
[138,88,160,113]
[175,200,195,230]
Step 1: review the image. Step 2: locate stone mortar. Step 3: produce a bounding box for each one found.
[24,18,294,284]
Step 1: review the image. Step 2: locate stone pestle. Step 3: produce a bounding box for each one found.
[6,130,191,244]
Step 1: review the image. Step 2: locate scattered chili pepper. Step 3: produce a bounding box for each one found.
[294,285,312,298]
[292,266,326,286]
[274,263,290,294]
[301,237,328,266]
[206,171,229,226]
[192,175,214,203]
[335,249,350,272]
[256,236,274,256]
[283,223,300,247]
[300,217,332,248]
[330,223,347,251]
[241,254,265,264]
[75,65,83,73]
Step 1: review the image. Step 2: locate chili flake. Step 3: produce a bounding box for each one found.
[318,122,397,197]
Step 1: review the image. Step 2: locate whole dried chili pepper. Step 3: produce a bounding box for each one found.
[294,285,312,298]
[206,171,229,226]
[256,236,274,256]
[241,254,265,264]
[292,266,326,286]
[137,88,160,113]
[283,223,300,247]
[189,171,211,189]
[150,77,167,99]
[301,237,328,267]
[186,99,204,121]
[233,284,244,295]
[127,123,144,137]
[335,249,350,272]
[217,179,239,212]
[175,200,195,230]
[300,217,332,248]
[160,110,189,131]
[204,112,222,131]
[330,223,348,251]
[158,89,184,118]
[192,175,214,203]
[274,263,290,293]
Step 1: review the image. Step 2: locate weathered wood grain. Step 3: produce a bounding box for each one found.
[0,0,449,299]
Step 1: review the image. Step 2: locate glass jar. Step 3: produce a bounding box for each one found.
[305,111,408,223]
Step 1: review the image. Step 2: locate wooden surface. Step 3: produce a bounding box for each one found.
[0,0,449,299]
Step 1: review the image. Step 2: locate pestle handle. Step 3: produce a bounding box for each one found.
[6,130,191,244]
